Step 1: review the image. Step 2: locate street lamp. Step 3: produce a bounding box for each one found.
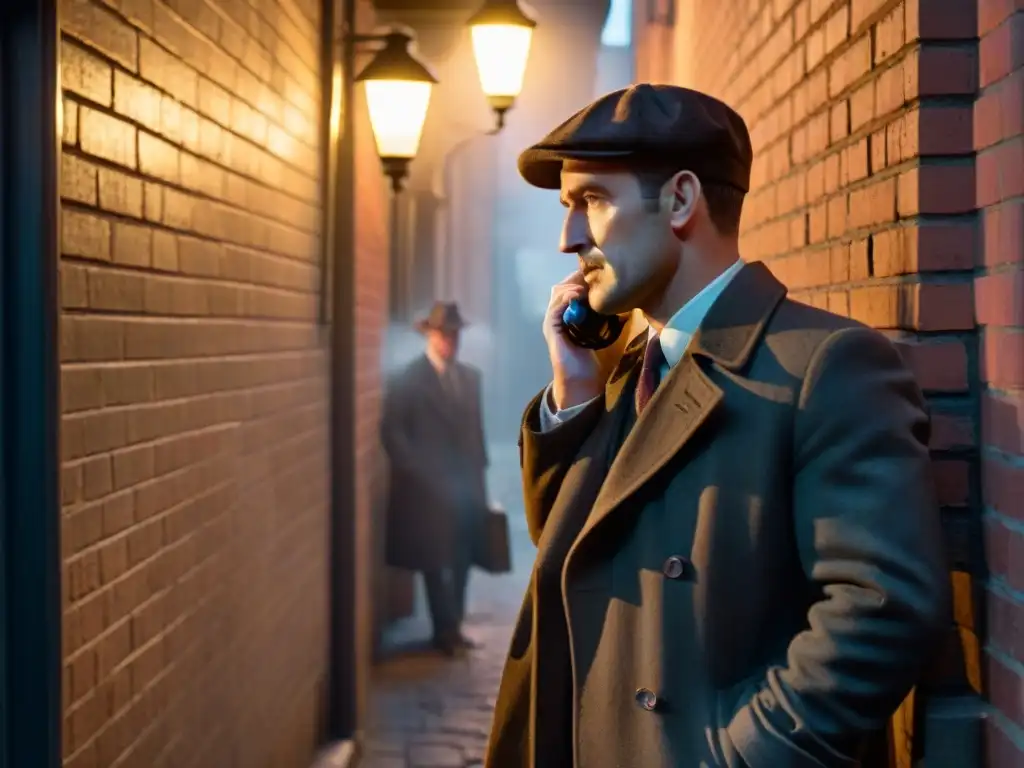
[354,30,438,194]
[467,0,537,131]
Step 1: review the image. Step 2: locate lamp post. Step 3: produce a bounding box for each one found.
[355,30,438,194]
[467,0,538,131]
[320,8,446,750]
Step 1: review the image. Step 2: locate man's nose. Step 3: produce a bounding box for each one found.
[559,210,591,254]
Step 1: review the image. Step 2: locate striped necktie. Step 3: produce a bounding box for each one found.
[635,334,665,415]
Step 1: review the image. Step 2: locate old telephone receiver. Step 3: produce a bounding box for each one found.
[561,298,628,350]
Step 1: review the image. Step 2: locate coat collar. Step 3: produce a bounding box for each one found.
[603,260,787,407]
[687,260,787,371]
[567,261,787,564]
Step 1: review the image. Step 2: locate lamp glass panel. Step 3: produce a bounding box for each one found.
[364,79,432,159]
[471,24,533,98]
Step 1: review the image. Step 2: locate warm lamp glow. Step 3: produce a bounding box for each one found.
[329,66,343,140]
[363,79,432,159]
[471,24,533,99]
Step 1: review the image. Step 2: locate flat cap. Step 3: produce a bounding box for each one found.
[518,84,753,192]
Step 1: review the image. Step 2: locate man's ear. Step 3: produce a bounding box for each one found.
[669,170,701,233]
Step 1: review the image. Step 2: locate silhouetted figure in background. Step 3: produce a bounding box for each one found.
[381,302,489,656]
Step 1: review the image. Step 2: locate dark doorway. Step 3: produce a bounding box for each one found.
[0,0,63,765]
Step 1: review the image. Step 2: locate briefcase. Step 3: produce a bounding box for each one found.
[473,503,512,574]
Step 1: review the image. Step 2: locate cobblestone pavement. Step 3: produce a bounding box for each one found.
[362,444,532,768]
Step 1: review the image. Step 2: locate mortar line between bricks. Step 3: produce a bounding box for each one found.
[976,263,1024,277]
[62,307,323,325]
[981,444,1024,466]
[61,139,321,228]
[983,507,1024,536]
[66,0,321,132]
[742,228,977,256]
[63,473,324,589]
[975,67,1024,95]
[62,377,326,413]
[64,601,234,762]
[744,211,980,244]
[282,0,317,32]
[982,384,1024,398]
[987,575,1024,609]
[975,134,1024,155]
[745,50,979,155]
[63,393,323,436]
[62,302,326,323]
[984,643,1024,682]
[717,0,852,113]
[737,270,978,291]
[754,151,975,213]
[61,346,325,366]
[61,387,326,427]
[169,0,321,87]
[986,708,1024,753]
[164,0,322,85]
[900,329,979,341]
[60,214,320,272]
[59,38,319,170]
[734,37,915,129]
[61,348,323,369]
[61,253,321,296]
[62,419,236,455]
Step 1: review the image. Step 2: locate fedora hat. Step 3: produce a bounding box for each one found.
[415,302,467,333]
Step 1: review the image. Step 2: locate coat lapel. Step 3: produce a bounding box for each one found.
[530,337,641,576]
[569,261,788,554]
[413,355,463,431]
[574,356,724,547]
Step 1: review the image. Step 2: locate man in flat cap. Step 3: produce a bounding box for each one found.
[381,302,490,655]
[485,84,948,767]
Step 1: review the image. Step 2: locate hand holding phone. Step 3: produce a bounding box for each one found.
[543,273,608,410]
[561,298,627,351]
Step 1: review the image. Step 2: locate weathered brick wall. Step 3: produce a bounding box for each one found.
[56,0,389,763]
[635,0,1015,763]
[976,2,1024,765]
[351,0,392,718]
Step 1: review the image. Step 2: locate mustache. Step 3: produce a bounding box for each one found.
[578,252,605,271]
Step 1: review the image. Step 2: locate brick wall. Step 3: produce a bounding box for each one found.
[634,0,1024,764]
[976,1,1024,764]
[56,0,389,763]
[351,0,392,717]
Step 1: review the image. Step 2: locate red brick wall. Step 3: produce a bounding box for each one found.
[634,0,1024,763]
[977,1,1024,764]
[57,0,389,763]
[351,0,392,719]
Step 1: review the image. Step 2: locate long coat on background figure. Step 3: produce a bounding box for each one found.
[381,352,489,573]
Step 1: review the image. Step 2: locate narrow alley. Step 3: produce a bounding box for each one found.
[362,444,531,768]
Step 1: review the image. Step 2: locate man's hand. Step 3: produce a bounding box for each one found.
[543,271,603,410]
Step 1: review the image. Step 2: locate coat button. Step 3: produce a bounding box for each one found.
[662,555,690,580]
[635,687,658,711]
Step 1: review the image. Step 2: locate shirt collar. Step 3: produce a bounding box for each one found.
[425,347,448,375]
[653,259,745,369]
